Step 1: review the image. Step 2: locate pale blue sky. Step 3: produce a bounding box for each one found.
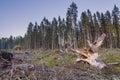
[0,0,120,38]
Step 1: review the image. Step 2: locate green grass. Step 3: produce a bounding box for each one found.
[105,53,120,63]
[33,51,75,68]
[100,49,120,72]
[33,49,120,72]
[106,53,120,72]
[100,49,120,63]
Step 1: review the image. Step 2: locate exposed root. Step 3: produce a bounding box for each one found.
[68,33,107,69]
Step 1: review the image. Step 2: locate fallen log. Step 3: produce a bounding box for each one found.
[68,33,107,69]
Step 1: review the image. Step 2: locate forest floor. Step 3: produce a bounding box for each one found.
[0,48,120,80]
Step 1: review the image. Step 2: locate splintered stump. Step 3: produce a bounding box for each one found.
[68,33,106,69]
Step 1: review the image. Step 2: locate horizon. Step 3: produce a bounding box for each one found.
[0,0,120,38]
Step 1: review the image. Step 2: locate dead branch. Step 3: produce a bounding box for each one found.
[108,62,120,65]
[0,70,10,76]
[10,63,35,77]
[68,48,89,58]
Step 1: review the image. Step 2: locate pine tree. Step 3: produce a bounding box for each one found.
[27,22,34,49]
[8,36,13,49]
[87,9,95,42]
[112,5,120,48]
[40,17,51,49]
[58,18,66,51]
[105,11,113,48]
[66,2,78,49]
[33,22,38,49]
[81,11,89,47]
[0,39,1,49]
[51,17,58,49]
[93,13,100,41]
[78,21,83,47]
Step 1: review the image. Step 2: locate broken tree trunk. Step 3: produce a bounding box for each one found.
[68,33,106,69]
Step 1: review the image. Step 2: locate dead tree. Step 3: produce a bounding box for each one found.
[68,33,106,69]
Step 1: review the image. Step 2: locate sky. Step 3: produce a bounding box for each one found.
[0,0,120,38]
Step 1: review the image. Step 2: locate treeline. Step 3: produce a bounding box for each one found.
[0,36,23,50]
[0,2,120,50]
